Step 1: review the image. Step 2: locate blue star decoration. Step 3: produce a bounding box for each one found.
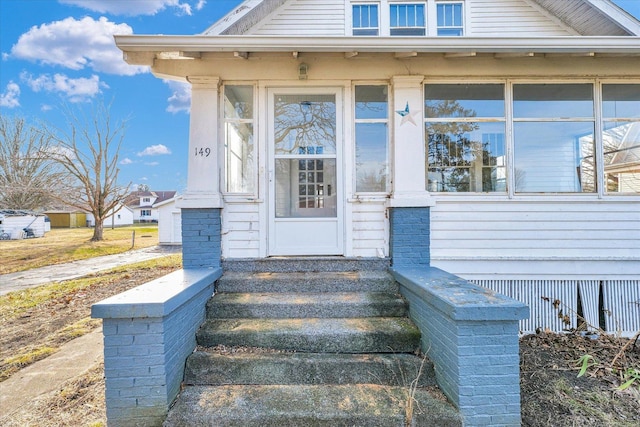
[396,102,418,126]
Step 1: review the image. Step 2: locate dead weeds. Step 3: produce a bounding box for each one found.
[520,331,640,427]
[0,363,106,427]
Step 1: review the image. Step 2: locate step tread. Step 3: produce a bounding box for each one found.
[216,271,398,293]
[219,271,392,280]
[197,317,421,353]
[164,384,462,427]
[211,292,404,304]
[208,292,407,318]
[185,351,436,387]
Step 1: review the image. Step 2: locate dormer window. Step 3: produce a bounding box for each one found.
[353,4,379,36]
[142,197,151,203]
[351,1,464,37]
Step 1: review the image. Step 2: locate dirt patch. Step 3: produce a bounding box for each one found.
[520,332,640,427]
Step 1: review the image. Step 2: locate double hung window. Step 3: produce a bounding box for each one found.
[425,84,506,192]
[390,3,426,36]
[353,4,379,35]
[224,85,255,194]
[436,2,463,36]
[355,85,389,192]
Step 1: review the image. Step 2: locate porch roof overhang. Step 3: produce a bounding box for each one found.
[115,35,640,66]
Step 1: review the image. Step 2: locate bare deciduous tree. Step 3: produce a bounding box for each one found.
[50,102,131,241]
[0,115,71,210]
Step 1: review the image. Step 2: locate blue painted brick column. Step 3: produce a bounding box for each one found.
[389,206,430,267]
[391,267,529,426]
[181,208,221,269]
[92,269,222,427]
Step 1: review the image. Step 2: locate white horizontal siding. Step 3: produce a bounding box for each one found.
[252,0,346,36]
[468,0,574,36]
[221,201,261,258]
[430,199,640,260]
[351,200,387,257]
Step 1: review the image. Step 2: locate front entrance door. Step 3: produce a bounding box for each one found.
[268,88,344,255]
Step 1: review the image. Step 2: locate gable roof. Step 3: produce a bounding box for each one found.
[204,0,288,35]
[125,191,177,208]
[205,0,640,36]
[530,0,640,36]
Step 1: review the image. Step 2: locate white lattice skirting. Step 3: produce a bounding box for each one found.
[474,279,640,337]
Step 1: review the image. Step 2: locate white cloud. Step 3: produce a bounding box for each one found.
[10,16,148,76]
[145,161,160,166]
[21,72,106,103]
[59,0,198,16]
[137,144,172,156]
[120,157,133,165]
[165,80,191,113]
[0,81,20,108]
[195,1,207,11]
[41,104,53,112]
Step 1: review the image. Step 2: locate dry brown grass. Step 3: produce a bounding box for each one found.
[0,363,107,427]
[0,225,159,274]
[0,254,182,382]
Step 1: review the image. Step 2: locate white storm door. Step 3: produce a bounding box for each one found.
[268,88,344,256]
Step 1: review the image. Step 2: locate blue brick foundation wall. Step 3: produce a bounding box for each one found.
[389,207,430,267]
[92,269,222,427]
[392,267,529,427]
[181,208,221,269]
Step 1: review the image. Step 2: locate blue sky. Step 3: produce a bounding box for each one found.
[1,0,640,192]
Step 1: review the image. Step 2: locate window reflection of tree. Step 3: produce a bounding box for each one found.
[425,100,503,192]
[274,97,336,154]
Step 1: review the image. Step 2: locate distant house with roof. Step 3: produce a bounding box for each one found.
[156,195,182,245]
[125,190,177,223]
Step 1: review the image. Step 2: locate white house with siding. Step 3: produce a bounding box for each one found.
[116,0,640,333]
[93,2,640,425]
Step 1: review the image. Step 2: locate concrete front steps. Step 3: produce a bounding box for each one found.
[164,259,461,427]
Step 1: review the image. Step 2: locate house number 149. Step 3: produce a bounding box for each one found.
[195,147,211,157]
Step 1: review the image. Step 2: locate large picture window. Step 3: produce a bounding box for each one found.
[424,81,638,196]
[355,85,389,192]
[513,84,595,193]
[602,84,640,194]
[224,85,255,193]
[425,84,506,192]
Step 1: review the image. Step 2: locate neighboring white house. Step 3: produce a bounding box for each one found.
[156,195,182,245]
[126,190,177,223]
[86,203,135,228]
[0,210,47,239]
[115,0,640,335]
